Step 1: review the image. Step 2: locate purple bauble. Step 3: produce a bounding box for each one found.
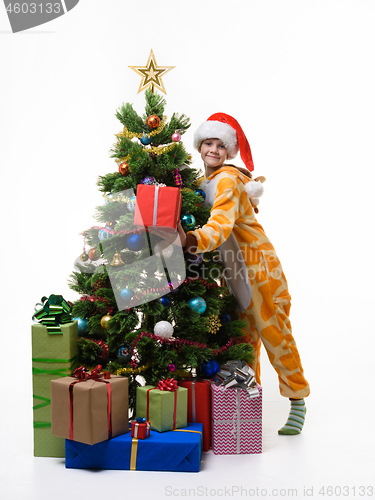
[171,133,181,142]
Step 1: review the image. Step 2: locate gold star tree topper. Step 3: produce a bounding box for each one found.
[129,49,175,95]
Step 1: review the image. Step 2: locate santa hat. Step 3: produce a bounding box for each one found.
[193,112,254,171]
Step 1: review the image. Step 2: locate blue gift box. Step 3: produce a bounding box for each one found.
[65,423,203,472]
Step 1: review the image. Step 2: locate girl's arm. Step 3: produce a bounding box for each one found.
[187,175,240,253]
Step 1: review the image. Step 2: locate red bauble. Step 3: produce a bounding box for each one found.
[147,115,161,129]
[88,248,100,261]
[118,162,129,176]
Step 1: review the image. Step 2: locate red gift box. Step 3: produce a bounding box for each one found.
[134,184,182,232]
[131,419,151,440]
[179,379,211,451]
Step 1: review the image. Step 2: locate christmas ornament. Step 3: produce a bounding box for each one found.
[172,132,181,142]
[117,343,132,362]
[127,196,137,212]
[140,134,152,146]
[158,297,170,307]
[187,296,207,315]
[100,314,112,329]
[195,188,206,201]
[106,221,115,229]
[98,228,111,241]
[154,320,174,339]
[118,162,129,176]
[200,359,220,378]
[188,253,203,264]
[126,233,145,251]
[154,240,174,258]
[105,192,116,204]
[73,317,89,334]
[181,213,196,230]
[222,313,231,323]
[173,169,183,188]
[208,315,222,334]
[80,251,89,262]
[141,176,156,185]
[120,287,133,302]
[168,363,175,372]
[110,251,125,266]
[88,248,100,261]
[117,117,166,140]
[128,49,175,95]
[147,114,161,128]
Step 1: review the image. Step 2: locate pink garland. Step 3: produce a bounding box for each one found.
[129,331,242,368]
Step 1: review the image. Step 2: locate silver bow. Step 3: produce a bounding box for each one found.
[214,360,259,399]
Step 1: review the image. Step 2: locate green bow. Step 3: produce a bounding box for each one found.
[33,294,72,334]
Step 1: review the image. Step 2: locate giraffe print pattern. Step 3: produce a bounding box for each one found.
[189,166,310,399]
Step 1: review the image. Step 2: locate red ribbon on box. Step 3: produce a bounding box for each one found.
[147,378,178,430]
[69,365,112,441]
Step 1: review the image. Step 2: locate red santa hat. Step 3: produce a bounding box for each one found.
[193,112,254,171]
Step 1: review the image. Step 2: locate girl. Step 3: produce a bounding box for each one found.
[177,113,310,435]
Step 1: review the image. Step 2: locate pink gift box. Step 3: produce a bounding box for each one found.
[211,382,262,454]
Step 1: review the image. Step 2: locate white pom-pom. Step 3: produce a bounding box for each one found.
[244,180,264,198]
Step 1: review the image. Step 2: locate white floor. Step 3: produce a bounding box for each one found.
[1,394,373,500]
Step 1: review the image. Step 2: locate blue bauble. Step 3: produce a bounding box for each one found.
[189,253,203,264]
[126,196,137,213]
[181,213,196,230]
[200,359,220,378]
[98,228,111,241]
[120,288,133,302]
[117,343,132,362]
[195,189,206,201]
[141,176,156,185]
[159,296,170,307]
[187,296,207,314]
[73,317,89,334]
[126,233,145,251]
[140,134,152,145]
[222,313,231,323]
[105,192,116,204]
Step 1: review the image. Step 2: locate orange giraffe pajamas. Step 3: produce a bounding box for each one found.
[186,165,310,399]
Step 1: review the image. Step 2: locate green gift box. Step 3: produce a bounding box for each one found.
[136,385,188,433]
[32,321,78,457]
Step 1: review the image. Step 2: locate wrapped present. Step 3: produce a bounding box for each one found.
[136,379,187,432]
[134,184,182,232]
[131,417,151,440]
[179,378,211,451]
[51,366,129,445]
[65,423,203,472]
[211,362,262,454]
[32,295,78,457]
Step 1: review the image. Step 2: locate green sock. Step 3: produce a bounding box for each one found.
[278,399,306,435]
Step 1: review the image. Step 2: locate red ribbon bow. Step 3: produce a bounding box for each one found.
[73,365,110,381]
[156,378,178,391]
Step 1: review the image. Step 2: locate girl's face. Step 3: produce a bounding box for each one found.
[199,138,227,169]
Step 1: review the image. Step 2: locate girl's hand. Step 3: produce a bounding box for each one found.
[147,221,187,248]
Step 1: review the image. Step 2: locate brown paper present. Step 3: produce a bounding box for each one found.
[51,370,129,445]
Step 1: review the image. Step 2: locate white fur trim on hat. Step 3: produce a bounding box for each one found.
[193,121,239,160]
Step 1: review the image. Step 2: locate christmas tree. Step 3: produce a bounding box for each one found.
[69,89,254,413]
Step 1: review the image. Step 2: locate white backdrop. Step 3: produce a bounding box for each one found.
[1,1,375,498]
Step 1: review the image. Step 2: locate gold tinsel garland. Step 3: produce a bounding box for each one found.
[115,362,152,376]
[115,143,177,165]
[116,116,167,140]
